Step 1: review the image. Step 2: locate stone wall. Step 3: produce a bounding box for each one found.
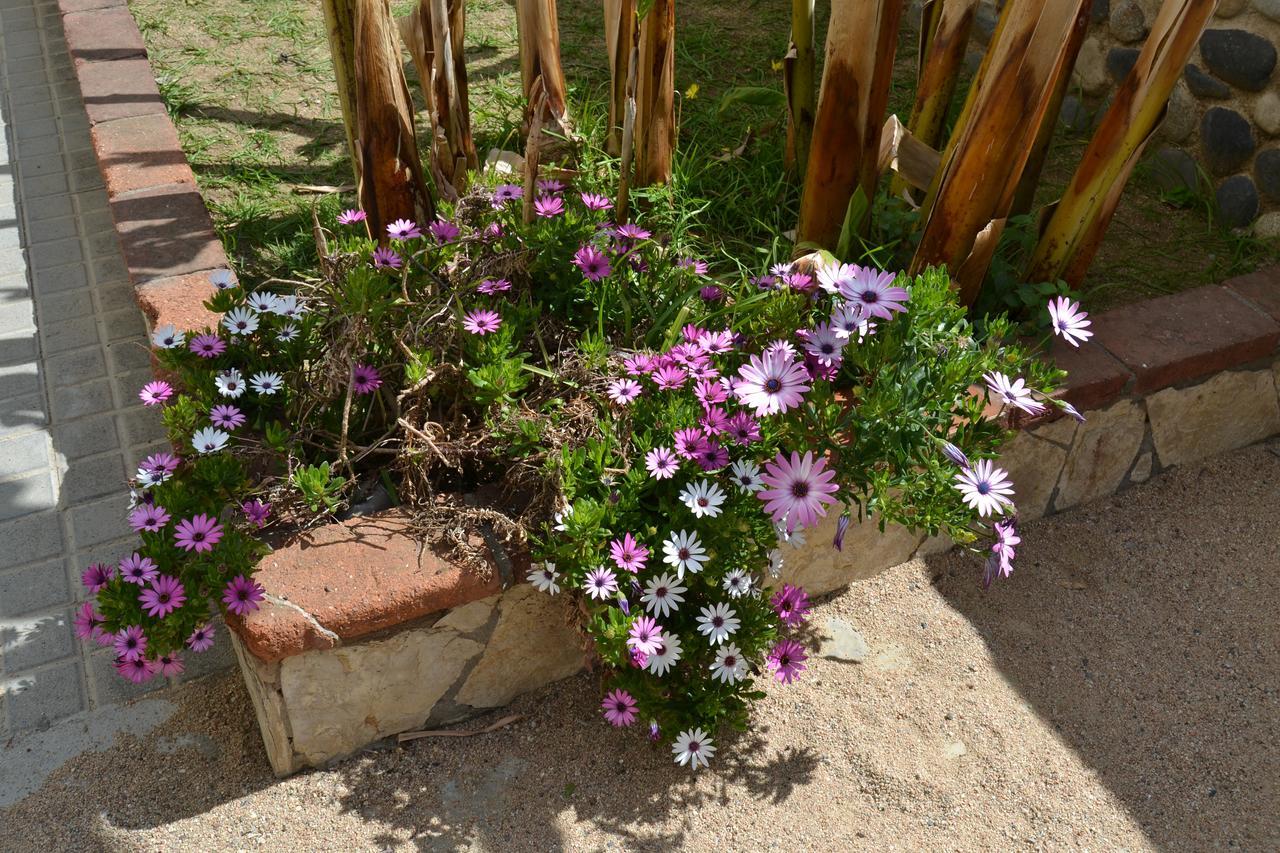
[1069,0,1280,234]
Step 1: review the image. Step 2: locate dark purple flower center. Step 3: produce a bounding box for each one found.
[158,593,170,603]
[976,481,991,495]
[191,531,205,542]
[764,378,782,393]
[725,655,736,666]
[780,653,792,665]
[237,590,249,601]
[862,289,878,302]
[678,548,690,560]
[688,742,700,753]
[697,498,708,507]
[791,481,810,498]
[656,586,668,597]
[712,617,724,628]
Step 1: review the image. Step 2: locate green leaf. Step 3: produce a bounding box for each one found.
[717,86,787,116]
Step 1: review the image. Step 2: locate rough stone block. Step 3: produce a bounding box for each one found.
[133,271,222,334]
[1146,370,1280,467]
[999,416,1077,521]
[780,512,924,595]
[1055,399,1147,510]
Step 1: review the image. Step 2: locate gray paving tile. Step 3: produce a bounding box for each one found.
[28,235,82,270]
[0,393,46,437]
[43,345,106,386]
[4,658,85,729]
[116,405,165,448]
[34,285,95,321]
[49,378,113,421]
[0,469,57,520]
[0,607,74,670]
[23,214,78,245]
[23,193,72,222]
[0,429,49,478]
[0,360,39,400]
[30,261,87,294]
[0,296,34,334]
[68,493,131,548]
[0,511,62,568]
[58,451,124,505]
[38,314,99,354]
[50,412,119,459]
[0,558,68,618]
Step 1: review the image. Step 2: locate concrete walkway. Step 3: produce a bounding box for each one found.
[0,0,228,739]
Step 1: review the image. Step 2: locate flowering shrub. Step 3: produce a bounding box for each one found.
[79,168,1090,768]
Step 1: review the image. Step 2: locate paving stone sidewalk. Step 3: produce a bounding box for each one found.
[0,0,230,738]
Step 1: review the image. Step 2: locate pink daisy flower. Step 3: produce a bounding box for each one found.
[609,533,649,574]
[138,381,173,406]
[954,459,1015,517]
[209,404,246,430]
[337,209,367,225]
[985,516,1021,589]
[697,330,736,354]
[187,623,216,652]
[462,309,502,336]
[607,378,643,405]
[735,350,811,416]
[128,503,170,533]
[477,278,512,295]
[386,218,422,240]
[770,583,812,627]
[537,178,567,194]
[583,566,619,600]
[139,575,186,618]
[157,653,184,677]
[114,625,147,661]
[624,352,656,376]
[627,615,663,656]
[188,334,226,359]
[573,245,612,281]
[352,363,382,394]
[601,689,638,727]
[694,378,729,406]
[174,514,223,553]
[429,219,461,243]
[614,223,650,242]
[119,553,158,585]
[645,446,679,479]
[372,246,402,270]
[82,562,115,592]
[1048,296,1092,347]
[651,364,687,390]
[533,195,565,217]
[223,575,265,615]
[73,602,105,642]
[758,450,840,533]
[242,499,271,527]
[580,192,612,211]
[983,371,1045,415]
[115,656,158,684]
[492,184,523,205]
[672,427,707,460]
[766,639,808,684]
[725,412,761,445]
[699,405,731,435]
[694,440,729,472]
[837,267,910,320]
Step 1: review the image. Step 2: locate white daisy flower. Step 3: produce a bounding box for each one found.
[276,323,299,342]
[191,426,230,454]
[272,295,306,319]
[215,369,245,398]
[527,562,560,594]
[641,572,687,618]
[672,728,715,770]
[553,507,573,532]
[645,630,683,676]
[679,479,726,518]
[768,548,784,578]
[729,459,763,493]
[710,643,748,684]
[222,307,258,336]
[775,522,806,550]
[209,268,236,290]
[696,602,739,645]
[250,371,283,395]
[135,467,163,488]
[151,324,184,349]
[722,568,754,598]
[662,530,708,579]
[246,291,280,313]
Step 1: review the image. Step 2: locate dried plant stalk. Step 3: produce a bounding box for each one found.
[909,0,1087,305]
[1025,0,1217,286]
[783,0,816,177]
[604,0,636,157]
[516,0,573,141]
[795,0,903,249]
[633,0,676,187]
[353,0,435,238]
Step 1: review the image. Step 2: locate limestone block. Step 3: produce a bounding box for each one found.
[1145,369,1280,467]
[781,511,923,595]
[1055,399,1147,510]
[454,584,585,709]
[279,627,483,766]
[435,594,498,635]
[1074,37,1109,96]
[999,416,1077,520]
[230,633,295,775]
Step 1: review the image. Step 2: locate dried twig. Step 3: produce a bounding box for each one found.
[397,713,523,743]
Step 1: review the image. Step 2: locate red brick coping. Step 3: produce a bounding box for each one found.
[58,0,1280,662]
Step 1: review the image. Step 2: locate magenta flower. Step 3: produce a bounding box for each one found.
[157,653,184,677]
[783,271,815,293]
[372,246,403,270]
[673,427,706,460]
[695,440,729,472]
[699,405,731,435]
[128,503,170,533]
[223,574,265,615]
[73,602,105,642]
[115,657,158,684]
[735,349,811,416]
[209,404,246,431]
[697,330,735,355]
[607,378,643,405]
[462,309,502,335]
[651,364,687,390]
[645,446,679,480]
[678,257,709,276]
[601,689,638,727]
[1048,296,1092,347]
[984,516,1021,589]
[187,623,216,652]
[983,371,1045,415]
[351,363,382,394]
[580,192,612,211]
[337,208,367,225]
[429,219,461,243]
[386,218,422,240]
[533,195,565,217]
[119,553,158,585]
[623,352,656,375]
[537,178,567,194]
[837,267,910,320]
[82,562,115,592]
[954,459,1015,518]
[572,245,612,281]
[770,583,812,627]
[174,514,224,553]
[609,533,650,574]
[700,285,724,301]
[188,334,226,359]
[758,450,840,533]
[767,639,808,684]
[725,412,761,445]
[493,184,523,205]
[627,615,663,655]
[138,381,173,407]
[477,278,512,295]
[114,625,147,661]
[614,223,650,242]
[242,498,271,527]
[139,575,186,618]
[583,566,619,600]
[141,451,181,480]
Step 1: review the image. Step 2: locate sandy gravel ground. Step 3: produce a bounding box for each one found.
[3,443,1279,852]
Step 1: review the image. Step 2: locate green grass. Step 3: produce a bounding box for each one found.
[126,0,1274,306]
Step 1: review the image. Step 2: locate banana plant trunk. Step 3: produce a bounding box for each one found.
[516,0,573,142]
[604,0,637,157]
[353,0,435,239]
[633,0,676,187]
[784,0,816,177]
[1024,0,1218,286]
[321,0,361,187]
[909,0,1087,305]
[795,0,903,250]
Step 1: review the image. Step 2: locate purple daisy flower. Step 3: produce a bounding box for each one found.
[645,446,679,480]
[73,601,105,642]
[837,266,910,320]
[116,656,158,683]
[673,427,707,460]
[601,689,638,727]
[1048,296,1092,347]
[533,195,565,217]
[984,516,1021,589]
[614,223,650,242]
[537,178,567,194]
[242,499,271,527]
[983,371,1045,416]
[351,363,382,394]
[770,583,812,627]
[573,245,612,281]
[583,566,619,600]
[188,334,226,359]
[942,441,971,468]
[954,459,1015,518]
[386,218,422,240]
[141,451,181,478]
[735,349,811,416]
[493,184,523,206]
[609,533,650,574]
[766,639,808,684]
[695,440,729,472]
[223,574,265,616]
[758,450,841,533]
[128,503,171,533]
[174,514,224,553]
[209,404,246,430]
[580,192,612,211]
[477,278,512,295]
[429,219,461,243]
[372,246,403,270]
[157,653,185,677]
[139,574,186,618]
[82,562,115,592]
[607,378,643,405]
[627,615,663,656]
[725,412,761,445]
[462,309,502,336]
[114,625,147,661]
[187,623,216,652]
[651,364,687,391]
[337,208,367,225]
[119,553,158,585]
[138,381,173,407]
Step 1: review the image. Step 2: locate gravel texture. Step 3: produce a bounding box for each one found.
[3,442,1279,851]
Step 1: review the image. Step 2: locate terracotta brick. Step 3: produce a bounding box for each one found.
[134,270,223,334]
[92,114,194,196]
[1091,285,1280,394]
[75,57,165,124]
[1052,339,1133,412]
[58,0,126,12]
[1224,266,1280,324]
[231,513,504,662]
[108,183,225,282]
[63,8,147,62]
